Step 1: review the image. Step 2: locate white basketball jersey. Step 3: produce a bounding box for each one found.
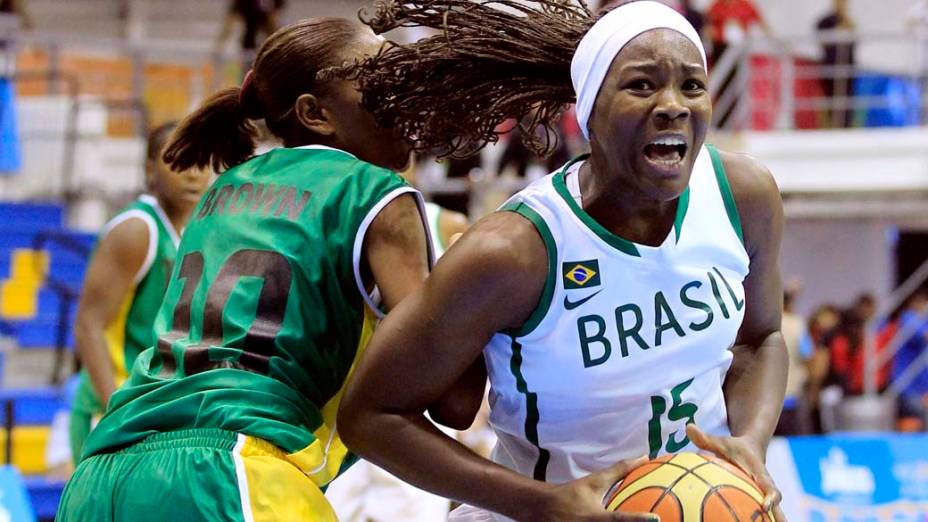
[485,145,749,485]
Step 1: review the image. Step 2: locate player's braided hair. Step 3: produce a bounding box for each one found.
[351,0,596,159]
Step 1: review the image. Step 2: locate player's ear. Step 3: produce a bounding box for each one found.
[294,93,335,136]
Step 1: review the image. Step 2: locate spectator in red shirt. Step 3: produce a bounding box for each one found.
[706,0,773,127]
[829,310,892,395]
[707,0,770,50]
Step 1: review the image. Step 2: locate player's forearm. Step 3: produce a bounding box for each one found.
[339,407,552,520]
[75,319,117,405]
[723,331,788,451]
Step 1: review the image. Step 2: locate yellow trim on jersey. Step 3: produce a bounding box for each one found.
[286,306,378,486]
[103,288,136,387]
[236,435,337,522]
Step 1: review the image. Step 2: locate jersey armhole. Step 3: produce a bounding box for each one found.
[706,144,745,245]
[100,210,157,285]
[352,186,433,319]
[427,203,447,252]
[499,200,558,338]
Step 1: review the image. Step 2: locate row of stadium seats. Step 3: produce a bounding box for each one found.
[0,386,67,520]
[0,202,93,350]
[0,203,96,518]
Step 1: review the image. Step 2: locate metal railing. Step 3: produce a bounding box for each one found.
[710,30,927,131]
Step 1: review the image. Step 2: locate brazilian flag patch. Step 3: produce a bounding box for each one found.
[562,260,601,289]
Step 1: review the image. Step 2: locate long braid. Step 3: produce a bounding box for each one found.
[352,0,595,159]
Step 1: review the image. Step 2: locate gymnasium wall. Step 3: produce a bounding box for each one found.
[780,219,896,318]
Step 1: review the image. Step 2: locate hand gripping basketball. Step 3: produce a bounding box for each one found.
[685,424,786,522]
[534,455,660,521]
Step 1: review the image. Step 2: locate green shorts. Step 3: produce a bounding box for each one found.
[57,428,337,522]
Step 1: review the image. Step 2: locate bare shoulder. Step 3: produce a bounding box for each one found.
[716,149,781,211]
[431,210,548,331]
[718,150,783,252]
[367,193,424,246]
[101,217,151,263]
[445,211,547,282]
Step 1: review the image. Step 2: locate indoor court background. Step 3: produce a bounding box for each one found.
[0,0,926,520]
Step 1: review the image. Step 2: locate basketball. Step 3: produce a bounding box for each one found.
[604,453,775,522]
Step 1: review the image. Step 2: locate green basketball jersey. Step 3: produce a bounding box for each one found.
[73,195,180,414]
[81,146,424,488]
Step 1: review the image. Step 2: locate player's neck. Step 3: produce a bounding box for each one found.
[158,196,195,232]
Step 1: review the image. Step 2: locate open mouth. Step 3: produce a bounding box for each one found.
[643,136,688,167]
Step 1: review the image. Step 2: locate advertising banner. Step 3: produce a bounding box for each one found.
[768,434,928,522]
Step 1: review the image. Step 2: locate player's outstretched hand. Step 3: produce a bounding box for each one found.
[532,455,660,522]
[686,424,787,522]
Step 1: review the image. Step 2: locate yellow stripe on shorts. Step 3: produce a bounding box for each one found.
[232,434,338,522]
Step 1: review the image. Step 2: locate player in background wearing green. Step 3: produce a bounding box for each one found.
[340,1,787,521]
[70,122,211,466]
[58,18,481,522]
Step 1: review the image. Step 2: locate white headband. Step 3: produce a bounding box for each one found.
[571,1,707,140]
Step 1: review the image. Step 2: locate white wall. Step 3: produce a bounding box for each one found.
[729,127,928,193]
[781,219,896,317]
[0,96,146,231]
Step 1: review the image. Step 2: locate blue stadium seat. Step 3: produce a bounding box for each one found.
[0,387,61,426]
[15,316,75,349]
[0,229,40,250]
[0,203,63,229]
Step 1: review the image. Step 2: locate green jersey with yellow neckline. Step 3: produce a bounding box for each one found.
[82,145,426,488]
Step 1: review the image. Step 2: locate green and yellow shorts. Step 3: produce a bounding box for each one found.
[57,428,337,522]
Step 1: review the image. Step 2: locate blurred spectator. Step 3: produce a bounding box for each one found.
[0,0,32,59]
[809,304,842,432]
[809,304,841,349]
[853,292,877,324]
[828,309,892,396]
[776,287,814,435]
[497,115,573,180]
[816,0,857,128]
[706,0,772,127]
[216,0,285,70]
[0,0,32,31]
[893,291,928,430]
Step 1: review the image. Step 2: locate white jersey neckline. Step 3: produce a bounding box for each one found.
[559,159,681,258]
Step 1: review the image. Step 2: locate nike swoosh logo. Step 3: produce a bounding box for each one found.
[564,290,602,310]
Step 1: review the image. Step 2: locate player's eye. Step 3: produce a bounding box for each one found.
[683,79,705,93]
[625,79,654,92]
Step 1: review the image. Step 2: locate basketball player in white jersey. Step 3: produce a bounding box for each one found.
[340,2,787,520]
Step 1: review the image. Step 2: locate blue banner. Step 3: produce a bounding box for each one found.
[770,434,928,521]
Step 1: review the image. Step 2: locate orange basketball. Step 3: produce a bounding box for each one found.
[603,452,775,522]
